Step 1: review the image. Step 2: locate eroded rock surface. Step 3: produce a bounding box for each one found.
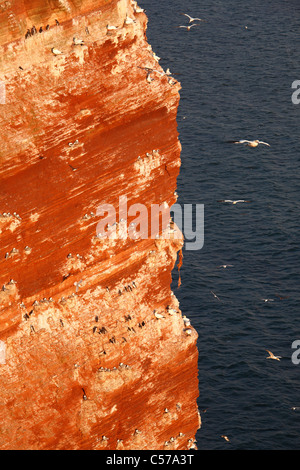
[0,0,199,450]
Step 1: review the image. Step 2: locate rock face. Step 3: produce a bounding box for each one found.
[0,0,200,450]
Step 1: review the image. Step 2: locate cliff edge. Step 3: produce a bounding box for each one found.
[0,0,200,450]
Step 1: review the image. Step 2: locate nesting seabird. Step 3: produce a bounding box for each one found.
[134,5,145,13]
[73,37,84,45]
[124,14,136,25]
[154,311,165,319]
[265,349,281,361]
[106,24,119,32]
[146,72,154,83]
[227,139,270,147]
[51,47,63,55]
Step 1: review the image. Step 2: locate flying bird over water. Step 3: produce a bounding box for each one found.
[265,350,281,361]
[179,24,198,31]
[210,291,221,301]
[227,139,270,147]
[182,13,206,22]
[218,264,234,268]
[217,200,251,204]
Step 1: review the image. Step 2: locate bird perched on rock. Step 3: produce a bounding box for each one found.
[154,311,165,319]
[106,24,119,32]
[73,37,84,45]
[51,47,63,55]
[124,14,136,25]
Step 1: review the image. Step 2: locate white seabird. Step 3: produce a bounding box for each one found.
[134,5,145,13]
[211,291,221,301]
[73,37,84,45]
[182,13,206,23]
[106,25,119,32]
[51,47,63,55]
[179,24,198,31]
[217,200,251,204]
[124,14,136,25]
[154,311,165,319]
[265,349,281,361]
[228,139,270,147]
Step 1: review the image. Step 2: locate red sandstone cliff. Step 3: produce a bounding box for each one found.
[0,0,200,450]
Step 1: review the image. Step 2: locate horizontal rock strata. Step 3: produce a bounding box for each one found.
[0,0,200,449]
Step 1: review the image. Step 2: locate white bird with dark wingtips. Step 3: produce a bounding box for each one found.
[265,349,281,361]
[179,24,198,31]
[227,139,270,147]
[51,47,63,55]
[182,13,206,23]
[217,199,251,204]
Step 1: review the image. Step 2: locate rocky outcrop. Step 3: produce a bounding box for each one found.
[0,0,200,450]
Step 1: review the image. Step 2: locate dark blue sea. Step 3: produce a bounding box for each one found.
[141,0,300,450]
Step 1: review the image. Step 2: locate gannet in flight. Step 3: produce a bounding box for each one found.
[217,199,251,204]
[210,291,221,301]
[179,24,198,31]
[182,13,206,23]
[265,350,281,361]
[218,264,234,268]
[228,139,270,147]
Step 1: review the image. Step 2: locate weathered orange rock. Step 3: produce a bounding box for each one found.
[0,0,200,450]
